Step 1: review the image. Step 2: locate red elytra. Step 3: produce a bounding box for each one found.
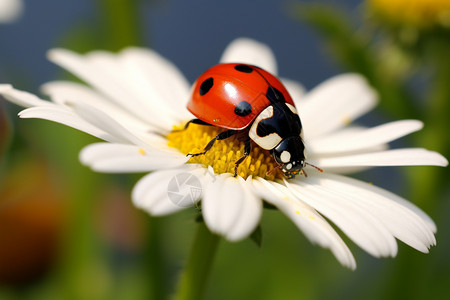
[187,63,295,130]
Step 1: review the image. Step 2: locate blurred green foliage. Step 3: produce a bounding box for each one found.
[1,0,449,300]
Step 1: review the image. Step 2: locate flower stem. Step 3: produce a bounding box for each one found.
[144,217,168,300]
[174,222,220,300]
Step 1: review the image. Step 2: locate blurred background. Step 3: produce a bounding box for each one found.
[0,0,449,299]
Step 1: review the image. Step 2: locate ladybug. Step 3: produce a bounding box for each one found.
[184,63,318,179]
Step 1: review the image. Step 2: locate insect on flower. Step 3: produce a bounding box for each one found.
[0,38,448,269]
[183,63,322,178]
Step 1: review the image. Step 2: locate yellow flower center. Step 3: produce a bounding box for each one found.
[167,123,283,181]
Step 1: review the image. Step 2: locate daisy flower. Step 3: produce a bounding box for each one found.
[0,0,23,23]
[0,38,447,269]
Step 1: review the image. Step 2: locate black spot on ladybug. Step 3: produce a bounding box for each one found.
[234,101,252,116]
[234,64,253,73]
[199,77,214,95]
[266,86,285,104]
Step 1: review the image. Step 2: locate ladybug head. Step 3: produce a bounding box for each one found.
[271,136,306,179]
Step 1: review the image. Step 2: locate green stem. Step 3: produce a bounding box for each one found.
[144,217,168,300]
[173,222,220,300]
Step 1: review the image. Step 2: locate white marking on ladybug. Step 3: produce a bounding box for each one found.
[280,151,291,163]
[286,103,297,114]
[249,106,282,150]
[286,163,293,170]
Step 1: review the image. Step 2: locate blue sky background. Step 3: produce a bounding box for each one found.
[0,0,361,92]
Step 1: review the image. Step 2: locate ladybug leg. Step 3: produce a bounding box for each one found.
[172,118,211,132]
[233,138,251,177]
[188,129,238,157]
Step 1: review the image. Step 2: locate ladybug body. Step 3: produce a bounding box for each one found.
[185,63,307,178]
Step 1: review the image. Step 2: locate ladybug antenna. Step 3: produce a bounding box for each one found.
[305,162,323,173]
[266,164,282,176]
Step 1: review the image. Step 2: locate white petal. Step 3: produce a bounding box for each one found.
[87,50,185,127]
[0,84,12,92]
[18,106,119,142]
[132,167,204,216]
[252,178,356,269]
[203,175,262,241]
[300,74,377,139]
[220,38,278,75]
[47,48,177,131]
[119,48,192,121]
[67,100,149,148]
[1,85,157,145]
[1,86,53,108]
[314,148,449,171]
[286,177,399,257]
[0,0,23,23]
[79,143,188,173]
[308,120,424,155]
[281,78,306,104]
[306,126,388,163]
[294,173,436,252]
[41,81,160,133]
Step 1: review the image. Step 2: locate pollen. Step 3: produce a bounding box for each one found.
[342,115,352,126]
[138,148,146,155]
[166,123,283,181]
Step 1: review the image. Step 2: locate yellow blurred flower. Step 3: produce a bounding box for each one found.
[368,0,450,29]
